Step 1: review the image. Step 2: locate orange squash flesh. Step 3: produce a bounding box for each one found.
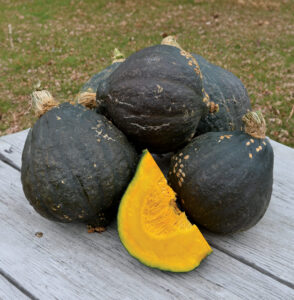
[118,150,212,272]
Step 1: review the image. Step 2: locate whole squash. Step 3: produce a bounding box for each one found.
[168,111,273,234]
[96,43,211,153]
[161,36,251,135]
[193,53,251,134]
[21,91,137,228]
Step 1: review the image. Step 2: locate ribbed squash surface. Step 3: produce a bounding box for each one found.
[118,150,212,272]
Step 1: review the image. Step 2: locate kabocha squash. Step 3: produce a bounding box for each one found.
[194,53,251,134]
[161,36,251,134]
[96,42,214,153]
[21,90,137,229]
[77,48,125,109]
[168,111,273,234]
[118,150,212,272]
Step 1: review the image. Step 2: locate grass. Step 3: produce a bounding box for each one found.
[0,0,293,146]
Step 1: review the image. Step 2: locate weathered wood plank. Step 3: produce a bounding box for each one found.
[1,131,294,288]
[0,129,29,170]
[0,161,293,299]
[0,275,29,300]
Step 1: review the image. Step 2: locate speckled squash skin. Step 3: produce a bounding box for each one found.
[21,103,137,227]
[193,54,251,135]
[80,62,122,96]
[96,45,208,153]
[168,131,274,234]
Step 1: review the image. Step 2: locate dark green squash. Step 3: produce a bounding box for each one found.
[193,53,251,134]
[21,91,137,228]
[161,36,251,135]
[96,43,211,153]
[168,111,273,234]
[77,49,125,109]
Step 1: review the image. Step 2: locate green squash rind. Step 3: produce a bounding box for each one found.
[193,53,252,134]
[80,62,123,95]
[168,131,273,234]
[97,45,208,153]
[21,103,138,227]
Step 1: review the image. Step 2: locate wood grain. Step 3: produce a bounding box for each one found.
[0,129,29,170]
[1,130,294,297]
[0,275,29,300]
[0,160,293,299]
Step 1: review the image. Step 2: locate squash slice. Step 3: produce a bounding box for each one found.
[118,150,212,272]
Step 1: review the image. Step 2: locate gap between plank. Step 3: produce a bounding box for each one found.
[1,155,293,292]
[0,268,38,300]
[0,153,21,171]
[209,242,294,290]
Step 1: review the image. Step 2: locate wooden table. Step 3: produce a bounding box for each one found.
[0,129,293,300]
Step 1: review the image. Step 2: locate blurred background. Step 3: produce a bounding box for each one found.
[0,0,293,146]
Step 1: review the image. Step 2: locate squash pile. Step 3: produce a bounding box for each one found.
[21,36,274,272]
